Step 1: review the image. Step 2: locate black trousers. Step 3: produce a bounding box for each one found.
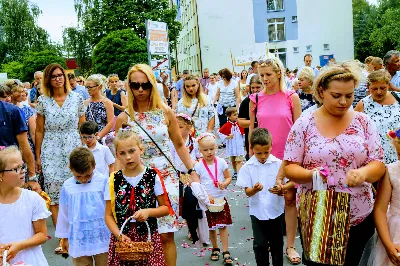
[251,214,284,266]
[302,213,375,266]
[218,106,233,128]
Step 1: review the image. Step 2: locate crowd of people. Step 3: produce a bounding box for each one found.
[1,49,400,266]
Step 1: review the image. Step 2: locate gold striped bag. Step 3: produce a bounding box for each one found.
[298,190,351,266]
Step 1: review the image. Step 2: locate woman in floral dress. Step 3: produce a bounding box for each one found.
[35,63,86,253]
[284,62,385,266]
[176,75,215,135]
[115,64,200,266]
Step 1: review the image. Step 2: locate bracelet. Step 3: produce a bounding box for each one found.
[28,174,39,182]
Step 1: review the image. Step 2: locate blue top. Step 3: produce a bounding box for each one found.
[175,79,184,99]
[29,87,37,103]
[106,89,123,116]
[72,85,90,100]
[0,101,28,147]
[392,71,400,88]
[55,173,110,258]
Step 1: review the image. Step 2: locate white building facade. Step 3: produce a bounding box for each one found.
[174,0,354,74]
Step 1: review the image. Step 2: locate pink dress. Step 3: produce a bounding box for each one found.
[284,111,384,226]
[250,90,295,159]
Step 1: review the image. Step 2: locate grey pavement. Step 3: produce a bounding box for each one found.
[42,180,304,265]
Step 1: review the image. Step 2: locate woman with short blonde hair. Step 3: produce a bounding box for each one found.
[115,64,199,266]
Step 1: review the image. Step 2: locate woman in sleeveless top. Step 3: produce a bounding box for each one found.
[115,64,200,266]
[84,75,114,139]
[355,70,400,164]
[239,70,248,102]
[176,75,215,135]
[106,74,127,127]
[249,57,302,265]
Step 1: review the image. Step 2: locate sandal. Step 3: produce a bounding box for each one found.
[286,247,301,265]
[210,248,220,261]
[54,239,64,254]
[222,251,234,266]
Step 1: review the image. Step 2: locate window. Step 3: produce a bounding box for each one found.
[269,48,287,67]
[293,47,299,53]
[292,16,298,23]
[306,45,312,52]
[267,0,284,11]
[268,18,285,42]
[324,44,330,50]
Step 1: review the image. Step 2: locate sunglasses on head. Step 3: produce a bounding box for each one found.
[258,58,276,65]
[129,82,152,90]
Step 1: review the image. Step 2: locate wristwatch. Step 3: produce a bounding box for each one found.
[28,174,39,182]
[188,168,196,175]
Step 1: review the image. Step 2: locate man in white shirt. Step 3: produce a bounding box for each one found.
[297,54,319,77]
[383,50,400,92]
[237,128,295,266]
[246,61,259,85]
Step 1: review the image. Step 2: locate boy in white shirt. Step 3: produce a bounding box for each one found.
[80,121,115,177]
[237,128,294,266]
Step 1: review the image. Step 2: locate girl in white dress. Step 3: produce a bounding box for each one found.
[0,146,51,265]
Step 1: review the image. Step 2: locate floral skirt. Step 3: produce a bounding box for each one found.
[206,198,233,230]
[107,224,166,266]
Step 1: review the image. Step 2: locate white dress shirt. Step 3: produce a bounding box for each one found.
[90,142,115,177]
[237,154,285,220]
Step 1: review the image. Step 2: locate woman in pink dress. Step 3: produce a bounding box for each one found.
[248,57,302,264]
[284,62,385,266]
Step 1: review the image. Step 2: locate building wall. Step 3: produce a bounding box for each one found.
[175,0,354,74]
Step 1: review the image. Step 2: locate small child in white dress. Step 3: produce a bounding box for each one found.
[218,107,245,180]
[194,133,234,265]
[55,147,110,266]
[0,146,51,266]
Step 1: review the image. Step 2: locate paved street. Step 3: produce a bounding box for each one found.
[42,180,303,265]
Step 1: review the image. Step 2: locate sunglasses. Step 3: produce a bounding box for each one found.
[129,82,152,90]
[258,58,276,65]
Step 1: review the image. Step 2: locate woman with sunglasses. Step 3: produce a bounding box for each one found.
[248,57,302,265]
[84,74,114,139]
[105,74,127,128]
[35,63,86,254]
[0,146,51,265]
[115,64,200,266]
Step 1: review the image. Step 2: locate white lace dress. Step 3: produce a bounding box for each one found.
[0,189,51,265]
[360,161,400,266]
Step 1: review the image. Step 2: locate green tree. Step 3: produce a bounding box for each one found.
[62,27,93,75]
[0,0,50,64]
[74,0,181,48]
[92,29,148,78]
[0,61,23,79]
[20,49,66,82]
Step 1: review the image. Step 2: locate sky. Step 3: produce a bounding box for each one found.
[35,0,379,43]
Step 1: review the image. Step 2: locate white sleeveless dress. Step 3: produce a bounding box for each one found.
[360,161,400,266]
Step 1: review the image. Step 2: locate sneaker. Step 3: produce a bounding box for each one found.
[232,173,237,180]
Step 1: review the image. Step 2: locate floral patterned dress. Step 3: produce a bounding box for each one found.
[127,110,179,233]
[284,111,384,226]
[177,98,215,135]
[19,105,35,154]
[36,92,86,204]
[85,100,108,132]
[362,94,400,164]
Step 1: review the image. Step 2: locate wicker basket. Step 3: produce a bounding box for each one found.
[208,198,226,213]
[179,173,191,185]
[116,217,154,261]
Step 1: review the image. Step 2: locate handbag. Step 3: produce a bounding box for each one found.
[124,111,191,184]
[298,170,351,266]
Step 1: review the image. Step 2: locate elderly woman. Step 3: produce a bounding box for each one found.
[284,62,385,266]
[248,57,302,265]
[115,64,199,266]
[355,70,400,164]
[35,63,86,253]
[84,74,114,139]
[213,68,241,128]
[176,74,215,135]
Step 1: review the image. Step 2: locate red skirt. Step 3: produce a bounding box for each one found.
[205,198,233,230]
[107,224,166,266]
